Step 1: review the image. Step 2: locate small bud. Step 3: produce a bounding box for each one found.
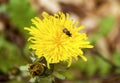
[29,61,45,77]
[28,57,54,77]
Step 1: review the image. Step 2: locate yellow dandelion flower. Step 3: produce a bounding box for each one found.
[25,12,93,68]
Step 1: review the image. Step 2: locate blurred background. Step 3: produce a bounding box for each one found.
[0,0,120,83]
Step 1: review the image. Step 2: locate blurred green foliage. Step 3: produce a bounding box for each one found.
[7,0,36,34]
[0,35,26,73]
[0,0,36,74]
[0,0,120,82]
[72,54,111,76]
[0,4,7,13]
[113,52,120,73]
[99,16,115,36]
[91,16,115,43]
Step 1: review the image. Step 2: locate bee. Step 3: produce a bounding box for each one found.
[63,28,72,37]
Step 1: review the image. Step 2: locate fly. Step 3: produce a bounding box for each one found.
[63,28,72,37]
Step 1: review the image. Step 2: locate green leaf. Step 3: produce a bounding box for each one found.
[0,4,7,13]
[85,55,97,76]
[29,77,37,83]
[113,51,120,73]
[72,60,87,71]
[53,72,66,80]
[113,51,120,66]
[19,65,29,71]
[99,16,115,36]
[0,35,27,73]
[0,35,5,48]
[7,0,36,34]
[90,16,115,43]
[96,56,111,75]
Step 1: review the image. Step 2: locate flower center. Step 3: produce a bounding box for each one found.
[54,38,62,46]
[53,33,63,47]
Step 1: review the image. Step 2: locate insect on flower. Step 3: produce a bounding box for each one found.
[63,28,72,37]
[25,12,94,68]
